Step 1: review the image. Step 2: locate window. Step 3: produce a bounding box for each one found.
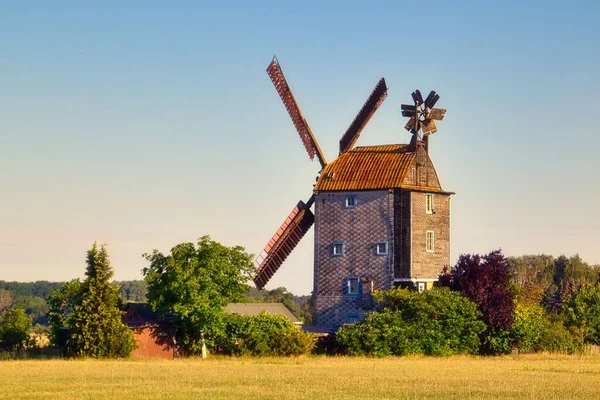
[417,282,426,292]
[346,314,360,324]
[347,278,360,295]
[376,241,388,256]
[426,231,435,252]
[332,242,345,257]
[426,193,434,214]
[344,195,357,208]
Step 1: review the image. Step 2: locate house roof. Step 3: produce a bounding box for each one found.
[314,144,416,191]
[126,302,160,323]
[125,302,301,325]
[224,303,300,323]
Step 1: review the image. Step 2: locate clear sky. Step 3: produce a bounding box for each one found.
[1,1,599,294]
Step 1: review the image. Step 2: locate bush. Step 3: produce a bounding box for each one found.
[538,316,582,354]
[336,288,486,356]
[512,299,582,354]
[512,301,546,352]
[214,312,315,356]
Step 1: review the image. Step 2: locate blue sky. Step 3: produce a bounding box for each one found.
[1,1,599,294]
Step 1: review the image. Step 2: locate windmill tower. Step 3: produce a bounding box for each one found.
[254,57,452,328]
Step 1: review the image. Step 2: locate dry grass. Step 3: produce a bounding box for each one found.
[2,354,600,399]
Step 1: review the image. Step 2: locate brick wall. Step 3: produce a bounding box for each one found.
[410,191,451,279]
[313,190,394,326]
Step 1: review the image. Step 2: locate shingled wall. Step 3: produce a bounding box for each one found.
[313,190,394,327]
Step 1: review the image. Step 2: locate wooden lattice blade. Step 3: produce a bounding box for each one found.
[266,58,327,167]
[253,200,315,289]
[339,78,388,154]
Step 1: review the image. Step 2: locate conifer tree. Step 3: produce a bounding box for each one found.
[68,243,135,357]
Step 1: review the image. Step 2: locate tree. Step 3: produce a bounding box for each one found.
[143,236,255,355]
[438,250,515,354]
[60,243,135,357]
[0,307,32,351]
[47,279,82,346]
[564,284,600,345]
[0,289,12,312]
[115,280,148,303]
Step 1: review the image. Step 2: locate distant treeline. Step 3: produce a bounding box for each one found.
[2,253,596,328]
[0,279,312,325]
[0,280,147,326]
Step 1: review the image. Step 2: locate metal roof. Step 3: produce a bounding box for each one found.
[224,303,300,323]
[315,144,416,191]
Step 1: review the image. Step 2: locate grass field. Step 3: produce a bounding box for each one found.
[2,355,600,399]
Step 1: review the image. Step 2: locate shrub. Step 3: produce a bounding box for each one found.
[336,288,486,356]
[537,315,582,354]
[512,301,546,352]
[214,312,315,356]
[512,298,582,354]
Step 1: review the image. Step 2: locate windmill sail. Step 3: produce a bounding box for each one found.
[253,200,315,289]
[266,58,327,168]
[339,78,388,155]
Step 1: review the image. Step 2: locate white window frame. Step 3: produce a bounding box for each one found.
[417,282,426,292]
[347,277,360,295]
[375,241,388,256]
[425,193,434,214]
[332,242,345,257]
[344,195,357,209]
[426,231,435,253]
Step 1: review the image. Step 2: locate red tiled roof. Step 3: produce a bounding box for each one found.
[315,144,415,191]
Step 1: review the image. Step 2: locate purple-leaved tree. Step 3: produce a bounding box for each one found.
[439,250,515,331]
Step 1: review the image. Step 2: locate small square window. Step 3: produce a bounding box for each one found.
[347,278,360,295]
[376,241,388,256]
[426,231,435,252]
[332,242,345,257]
[346,314,359,324]
[426,193,434,214]
[344,195,357,208]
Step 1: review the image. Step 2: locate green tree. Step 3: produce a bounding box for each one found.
[115,280,148,303]
[66,243,135,357]
[0,307,32,351]
[47,279,82,346]
[143,236,255,355]
[564,284,600,345]
[14,295,49,325]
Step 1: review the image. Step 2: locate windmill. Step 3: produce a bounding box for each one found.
[253,57,388,290]
[254,58,451,328]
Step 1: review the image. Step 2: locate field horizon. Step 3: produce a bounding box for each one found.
[2,354,600,399]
